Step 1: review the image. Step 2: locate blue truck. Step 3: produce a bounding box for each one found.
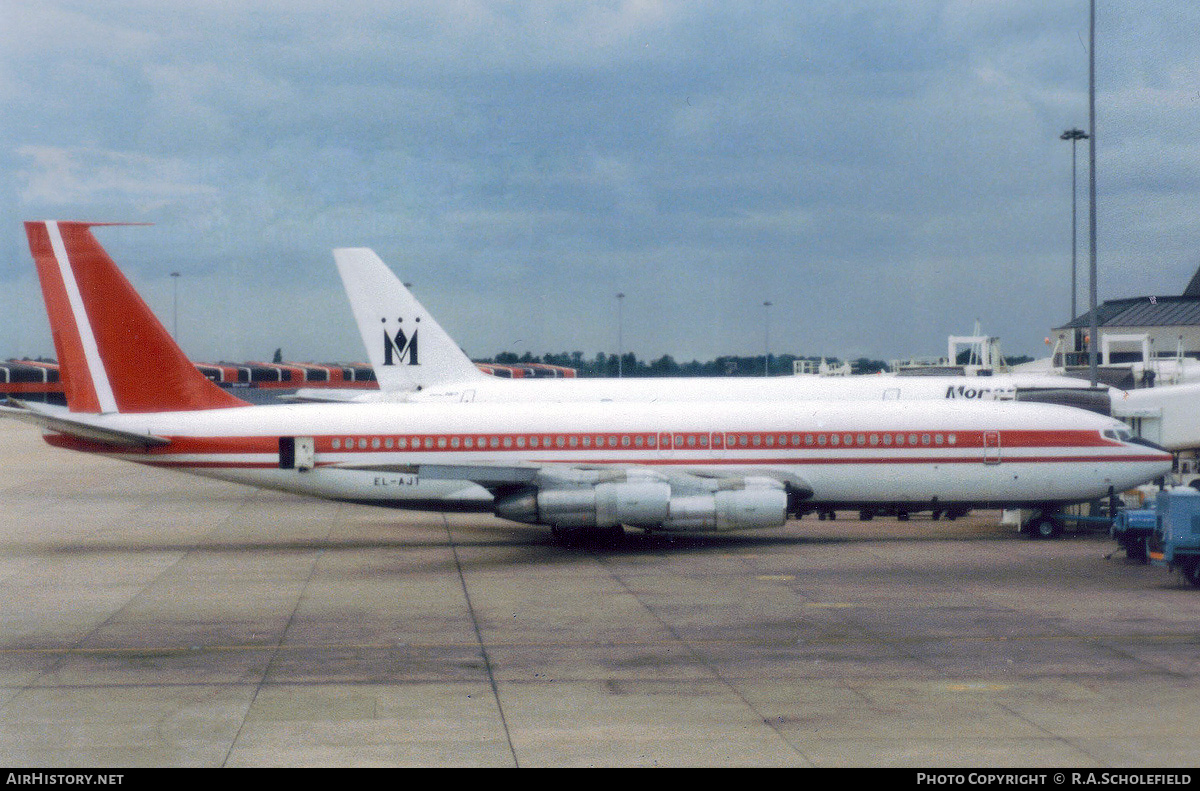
[1111,488,1200,587]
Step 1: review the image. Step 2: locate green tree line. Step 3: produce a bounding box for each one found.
[482,351,893,377]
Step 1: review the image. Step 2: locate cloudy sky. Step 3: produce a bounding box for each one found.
[2,1,1199,367]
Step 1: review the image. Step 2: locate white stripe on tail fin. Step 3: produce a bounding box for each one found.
[333,248,486,392]
[25,221,248,414]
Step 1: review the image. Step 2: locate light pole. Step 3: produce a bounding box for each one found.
[170,271,180,341]
[1087,0,1098,387]
[763,300,772,376]
[616,292,625,378]
[1060,128,1088,324]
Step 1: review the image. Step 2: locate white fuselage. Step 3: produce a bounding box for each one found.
[318,371,1101,406]
[46,398,1171,516]
[418,373,1089,403]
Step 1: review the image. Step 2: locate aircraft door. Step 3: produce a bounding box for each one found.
[983,431,1001,465]
[279,436,316,472]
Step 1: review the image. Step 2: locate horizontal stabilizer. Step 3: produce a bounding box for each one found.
[0,399,170,447]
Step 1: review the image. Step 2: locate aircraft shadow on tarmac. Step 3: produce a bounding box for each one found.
[2,513,1045,564]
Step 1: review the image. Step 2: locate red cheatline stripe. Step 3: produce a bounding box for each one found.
[137,429,1120,455]
[134,454,1165,470]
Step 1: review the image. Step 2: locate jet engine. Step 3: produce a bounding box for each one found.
[494,473,788,533]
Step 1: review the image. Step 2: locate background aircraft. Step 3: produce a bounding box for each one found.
[293,248,1110,417]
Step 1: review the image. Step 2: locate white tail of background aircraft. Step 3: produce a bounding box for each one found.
[1,222,1173,543]
[317,248,1112,413]
[334,247,487,394]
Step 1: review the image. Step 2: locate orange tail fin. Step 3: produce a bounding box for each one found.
[25,221,248,413]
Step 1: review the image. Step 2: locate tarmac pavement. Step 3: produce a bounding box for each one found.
[1,420,1198,767]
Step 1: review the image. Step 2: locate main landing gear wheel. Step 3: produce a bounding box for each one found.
[1028,516,1062,540]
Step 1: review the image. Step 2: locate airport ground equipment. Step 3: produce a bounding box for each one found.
[1110,502,1157,561]
[1146,488,1200,587]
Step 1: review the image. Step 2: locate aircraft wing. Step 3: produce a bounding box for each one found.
[0,399,170,448]
[333,458,812,532]
[334,458,810,494]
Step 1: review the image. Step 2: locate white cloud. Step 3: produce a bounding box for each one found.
[3,2,1200,364]
[16,145,219,212]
